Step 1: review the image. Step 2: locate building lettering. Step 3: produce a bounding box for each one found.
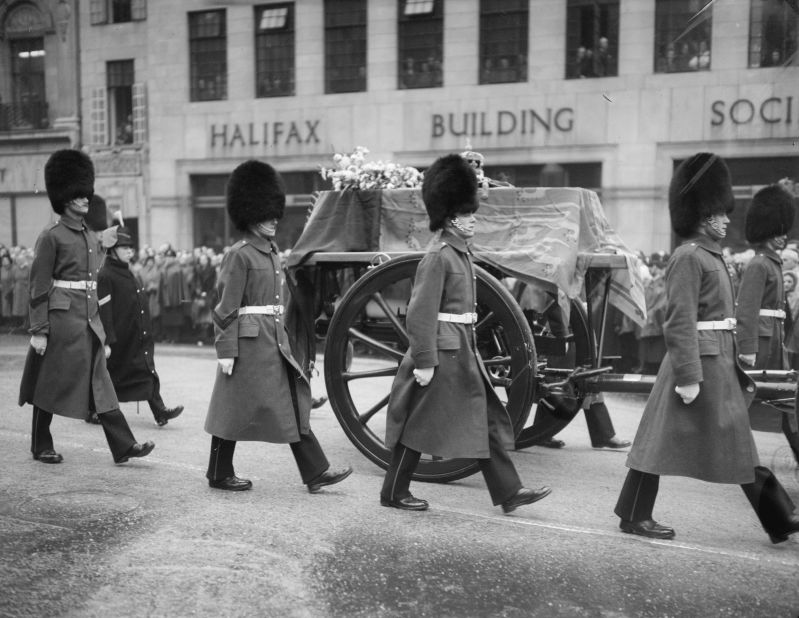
[710,97,794,126]
[210,120,321,148]
[432,109,574,139]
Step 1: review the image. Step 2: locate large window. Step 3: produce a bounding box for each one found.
[479,0,528,84]
[108,60,134,145]
[397,0,443,89]
[90,0,146,24]
[9,38,46,129]
[482,163,602,191]
[654,0,713,73]
[189,10,227,102]
[324,0,367,94]
[749,0,798,67]
[565,0,619,78]
[255,3,295,97]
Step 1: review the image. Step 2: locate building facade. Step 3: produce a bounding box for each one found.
[3,0,797,255]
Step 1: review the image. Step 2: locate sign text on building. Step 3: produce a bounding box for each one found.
[210,120,321,148]
[711,96,795,126]
[431,108,574,139]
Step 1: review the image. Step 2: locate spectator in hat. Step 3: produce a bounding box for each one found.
[614,152,799,543]
[204,159,352,493]
[18,149,155,465]
[98,225,185,427]
[381,154,552,513]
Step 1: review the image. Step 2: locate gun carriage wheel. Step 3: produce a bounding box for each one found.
[323,254,536,483]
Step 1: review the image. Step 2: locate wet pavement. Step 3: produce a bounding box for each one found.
[1,333,798,617]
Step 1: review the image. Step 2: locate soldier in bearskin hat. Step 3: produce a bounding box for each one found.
[380,154,552,513]
[614,152,799,543]
[203,159,352,492]
[97,225,184,426]
[736,184,799,465]
[18,149,155,465]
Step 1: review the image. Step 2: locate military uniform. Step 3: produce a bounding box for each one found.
[18,149,154,464]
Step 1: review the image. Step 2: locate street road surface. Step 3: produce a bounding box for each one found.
[1,334,798,617]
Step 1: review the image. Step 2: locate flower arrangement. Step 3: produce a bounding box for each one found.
[319,146,423,191]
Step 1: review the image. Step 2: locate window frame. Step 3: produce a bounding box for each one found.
[478,0,529,85]
[397,0,443,89]
[255,2,296,98]
[653,0,713,74]
[324,0,367,94]
[107,59,135,146]
[748,0,798,68]
[564,0,619,79]
[188,9,228,102]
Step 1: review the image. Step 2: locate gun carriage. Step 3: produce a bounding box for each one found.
[285,185,796,483]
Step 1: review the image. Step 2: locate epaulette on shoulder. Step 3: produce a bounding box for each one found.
[47,221,60,230]
[431,241,448,253]
[230,239,248,252]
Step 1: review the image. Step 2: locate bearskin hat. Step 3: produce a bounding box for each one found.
[226,160,285,232]
[44,149,95,215]
[745,184,795,243]
[85,194,109,232]
[668,152,734,238]
[422,154,479,232]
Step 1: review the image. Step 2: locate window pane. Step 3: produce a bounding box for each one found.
[565,0,619,79]
[189,10,228,101]
[748,0,798,67]
[256,3,295,97]
[479,0,528,84]
[654,0,713,73]
[324,0,367,93]
[107,60,134,145]
[112,0,132,23]
[398,0,443,89]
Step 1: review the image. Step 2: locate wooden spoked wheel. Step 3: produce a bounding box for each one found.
[324,254,537,483]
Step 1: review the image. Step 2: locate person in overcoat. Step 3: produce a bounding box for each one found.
[381,154,552,512]
[18,149,155,465]
[97,226,184,426]
[160,248,184,342]
[204,159,352,492]
[614,152,799,543]
[138,253,163,341]
[735,184,799,465]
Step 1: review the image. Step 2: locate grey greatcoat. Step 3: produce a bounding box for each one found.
[204,233,311,442]
[734,247,786,370]
[626,234,759,484]
[18,218,119,418]
[385,230,515,459]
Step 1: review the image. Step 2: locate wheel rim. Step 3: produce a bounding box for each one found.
[324,254,536,483]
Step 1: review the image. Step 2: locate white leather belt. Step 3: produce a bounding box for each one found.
[759,309,786,319]
[53,279,97,291]
[437,312,477,324]
[696,318,736,331]
[238,305,284,316]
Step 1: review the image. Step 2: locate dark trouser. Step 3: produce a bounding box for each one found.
[31,406,136,461]
[382,425,522,506]
[146,374,167,417]
[616,467,797,540]
[206,363,329,483]
[584,398,615,446]
[782,413,799,464]
[205,432,329,483]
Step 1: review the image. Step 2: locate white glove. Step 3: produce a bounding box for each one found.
[218,358,235,375]
[413,367,435,387]
[738,353,756,367]
[30,334,47,356]
[104,345,112,359]
[675,382,700,404]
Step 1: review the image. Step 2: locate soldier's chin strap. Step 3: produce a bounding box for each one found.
[450,217,470,234]
[704,215,727,239]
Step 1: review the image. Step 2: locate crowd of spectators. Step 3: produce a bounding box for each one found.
[570,37,616,78]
